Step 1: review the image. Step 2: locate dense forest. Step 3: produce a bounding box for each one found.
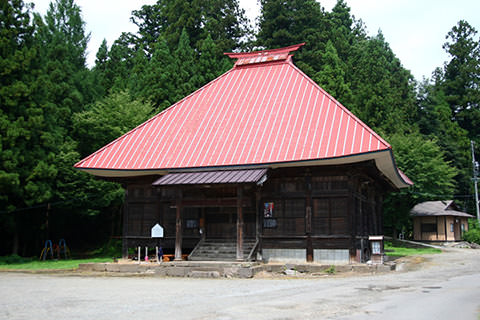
[1,0,479,256]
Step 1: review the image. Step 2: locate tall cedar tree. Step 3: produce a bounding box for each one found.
[442,20,480,142]
[92,39,109,97]
[136,39,178,110]
[416,20,480,211]
[347,32,417,134]
[0,0,48,254]
[131,0,250,56]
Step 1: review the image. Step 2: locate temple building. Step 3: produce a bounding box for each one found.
[75,43,412,264]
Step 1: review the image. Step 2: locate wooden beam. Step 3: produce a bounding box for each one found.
[180,198,251,207]
[174,189,183,261]
[236,186,244,261]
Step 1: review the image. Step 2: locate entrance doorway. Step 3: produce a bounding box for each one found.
[203,206,256,239]
[205,207,237,239]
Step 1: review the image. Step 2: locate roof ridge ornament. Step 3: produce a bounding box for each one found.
[225,43,305,67]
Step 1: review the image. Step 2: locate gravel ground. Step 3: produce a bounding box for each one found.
[0,247,479,320]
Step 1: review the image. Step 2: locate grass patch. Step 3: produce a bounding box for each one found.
[384,241,441,257]
[324,265,336,274]
[0,255,113,270]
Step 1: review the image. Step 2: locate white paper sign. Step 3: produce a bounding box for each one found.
[151,224,164,238]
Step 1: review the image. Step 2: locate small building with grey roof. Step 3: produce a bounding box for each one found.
[411,200,474,242]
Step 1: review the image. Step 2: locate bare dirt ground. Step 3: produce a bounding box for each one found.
[0,247,479,320]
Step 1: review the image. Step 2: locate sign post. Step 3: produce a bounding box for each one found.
[151,224,164,263]
[368,235,384,264]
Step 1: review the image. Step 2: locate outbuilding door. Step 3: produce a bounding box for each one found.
[453,219,461,240]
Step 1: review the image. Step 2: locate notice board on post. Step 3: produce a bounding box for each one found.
[151,224,164,238]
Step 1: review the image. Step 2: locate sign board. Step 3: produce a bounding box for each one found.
[263,218,277,229]
[264,202,274,218]
[151,224,164,238]
[371,241,381,254]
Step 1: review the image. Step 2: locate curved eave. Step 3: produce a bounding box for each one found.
[411,211,475,218]
[76,149,412,189]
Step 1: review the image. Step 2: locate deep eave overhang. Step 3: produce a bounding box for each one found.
[75,149,412,189]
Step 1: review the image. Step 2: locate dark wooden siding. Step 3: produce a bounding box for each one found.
[120,162,391,256]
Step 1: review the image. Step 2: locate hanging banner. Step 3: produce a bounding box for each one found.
[264,202,274,218]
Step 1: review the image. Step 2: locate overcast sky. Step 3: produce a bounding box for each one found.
[31,0,480,81]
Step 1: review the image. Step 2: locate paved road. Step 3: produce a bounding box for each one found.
[0,248,479,320]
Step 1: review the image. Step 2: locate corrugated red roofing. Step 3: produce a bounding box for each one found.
[152,169,267,186]
[74,44,410,188]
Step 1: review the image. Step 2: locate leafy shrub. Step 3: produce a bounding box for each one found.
[463,220,480,245]
[324,265,336,274]
[90,239,123,257]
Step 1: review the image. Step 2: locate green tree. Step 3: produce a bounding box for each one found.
[257,0,326,49]
[128,45,148,100]
[0,0,45,253]
[347,32,416,134]
[73,91,154,157]
[417,74,471,199]
[131,0,249,55]
[69,91,155,243]
[104,32,137,92]
[136,39,178,110]
[35,0,93,129]
[442,20,480,141]
[197,34,232,85]
[313,40,352,104]
[327,0,356,62]
[383,132,458,238]
[174,28,197,100]
[92,39,109,97]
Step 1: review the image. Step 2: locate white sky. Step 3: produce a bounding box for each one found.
[31,0,480,81]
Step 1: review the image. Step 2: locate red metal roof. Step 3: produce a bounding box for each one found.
[75,44,411,188]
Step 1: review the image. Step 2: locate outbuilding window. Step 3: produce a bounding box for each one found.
[421,223,436,233]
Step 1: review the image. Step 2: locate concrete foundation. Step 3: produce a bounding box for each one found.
[313,249,349,265]
[262,249,306,263]
[77,260,394,278]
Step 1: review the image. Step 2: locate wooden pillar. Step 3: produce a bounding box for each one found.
[236,186,244,261]
[174,189,183,261]
[122,187,129,259]
[444,216,447,241]
[359,186,365,236]
[200,207,205,240]
[348,176,356,260]
[305,173,313,262]
[255,190,262,261]
[371,191,378,234]
[376,194,383,235]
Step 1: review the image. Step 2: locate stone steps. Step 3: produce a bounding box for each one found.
[189,239,257,261]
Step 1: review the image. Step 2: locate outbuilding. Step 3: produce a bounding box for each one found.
[411,200,474,242]
[75,43,412,264]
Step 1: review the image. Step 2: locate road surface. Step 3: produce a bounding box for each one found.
[0,247,479,320]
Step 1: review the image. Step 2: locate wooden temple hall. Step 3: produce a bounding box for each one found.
[75,44,412,264]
